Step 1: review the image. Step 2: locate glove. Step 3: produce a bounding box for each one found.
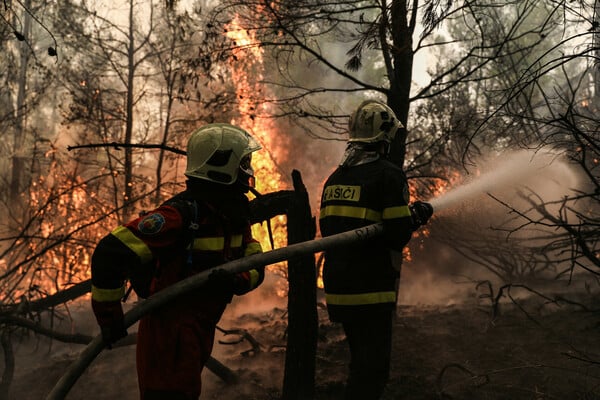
[206,268,236,301]
[91,299,128,349]
[409,201,433,229]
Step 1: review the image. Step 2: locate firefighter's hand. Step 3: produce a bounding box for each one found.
[92,299,127,349]
[207,268,235,297]
[410,201,433,228]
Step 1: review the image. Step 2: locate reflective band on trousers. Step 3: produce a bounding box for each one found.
[319,205,411,222]
[111,226,153,263]
[91,284,125,302]
[325,291,397,305]
[191,235,243,251]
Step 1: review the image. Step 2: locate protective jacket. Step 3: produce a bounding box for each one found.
[319,156,413,321]
[91,181,263,398]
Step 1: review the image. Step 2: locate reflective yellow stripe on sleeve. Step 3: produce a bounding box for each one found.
[382,205,411,219]
[193,234,243,251]
[111,226,153,263]
[319,205,382,222]
[325,291,397,305]
[91,284,126,302]
[244,241,263,256]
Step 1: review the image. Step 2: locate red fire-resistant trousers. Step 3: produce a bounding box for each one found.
[136,301,226,400]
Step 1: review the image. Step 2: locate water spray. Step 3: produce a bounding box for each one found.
[428,150,562,212]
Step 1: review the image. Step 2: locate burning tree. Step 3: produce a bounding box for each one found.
[2,0,319,398]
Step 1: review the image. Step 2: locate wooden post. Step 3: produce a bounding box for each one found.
[282,170,317,400]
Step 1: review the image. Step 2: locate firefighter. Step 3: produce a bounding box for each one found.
[91,123,265,400]
[319,100,433,400]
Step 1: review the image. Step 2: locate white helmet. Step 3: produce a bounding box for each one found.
[348,100,404,144]
[184,123,262,185]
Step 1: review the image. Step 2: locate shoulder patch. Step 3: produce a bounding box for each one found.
[138,212,166,235]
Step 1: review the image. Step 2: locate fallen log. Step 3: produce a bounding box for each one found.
[0,315,234,381]
[2,286,237,383]
[5,280,91,315]
[45,223,384,400]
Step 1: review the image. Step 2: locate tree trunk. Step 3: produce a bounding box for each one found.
[388,0,414,170]
[282,170,317,400]
[595,1,600,110]
[10,0,32,212]
[123,0,136,220]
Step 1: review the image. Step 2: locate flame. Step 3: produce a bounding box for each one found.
[1,155,116,304]
[403,169,462,263]
[225,15,290,286]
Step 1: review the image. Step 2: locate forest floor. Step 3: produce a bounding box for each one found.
[7,280,600,400]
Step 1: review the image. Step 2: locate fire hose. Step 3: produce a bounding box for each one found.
[45,222,384,400]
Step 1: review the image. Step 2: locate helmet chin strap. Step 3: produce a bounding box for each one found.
[248,186,261,197]
[235,169,258,194]
[380,141,391,157]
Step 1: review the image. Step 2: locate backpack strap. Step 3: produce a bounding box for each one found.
[162,196,201,269]
[163,196,200,248]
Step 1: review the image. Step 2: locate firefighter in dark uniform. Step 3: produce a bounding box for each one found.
[91,123,265,400]
[319,101,433,400]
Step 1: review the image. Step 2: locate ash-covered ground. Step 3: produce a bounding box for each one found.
[8,269,600,400]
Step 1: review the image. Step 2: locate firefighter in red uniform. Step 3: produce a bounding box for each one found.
[319,101,433,400]
[91,123,265,400]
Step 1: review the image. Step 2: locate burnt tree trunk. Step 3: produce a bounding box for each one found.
[249,171,318,398]
[282,170,317,400]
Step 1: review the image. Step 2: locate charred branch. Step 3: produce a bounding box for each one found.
[216,326,262,356]
[475,281,594,323]
[67,142,186,155]
[205,357,238,385]
[488,192,600,275]
[0,315,97,345]
[436,362,489,397]
[0,315,235,383]
[6,280,92,315]
[249,190,295,223]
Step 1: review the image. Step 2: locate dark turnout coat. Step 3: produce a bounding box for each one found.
[319,157,413,321]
